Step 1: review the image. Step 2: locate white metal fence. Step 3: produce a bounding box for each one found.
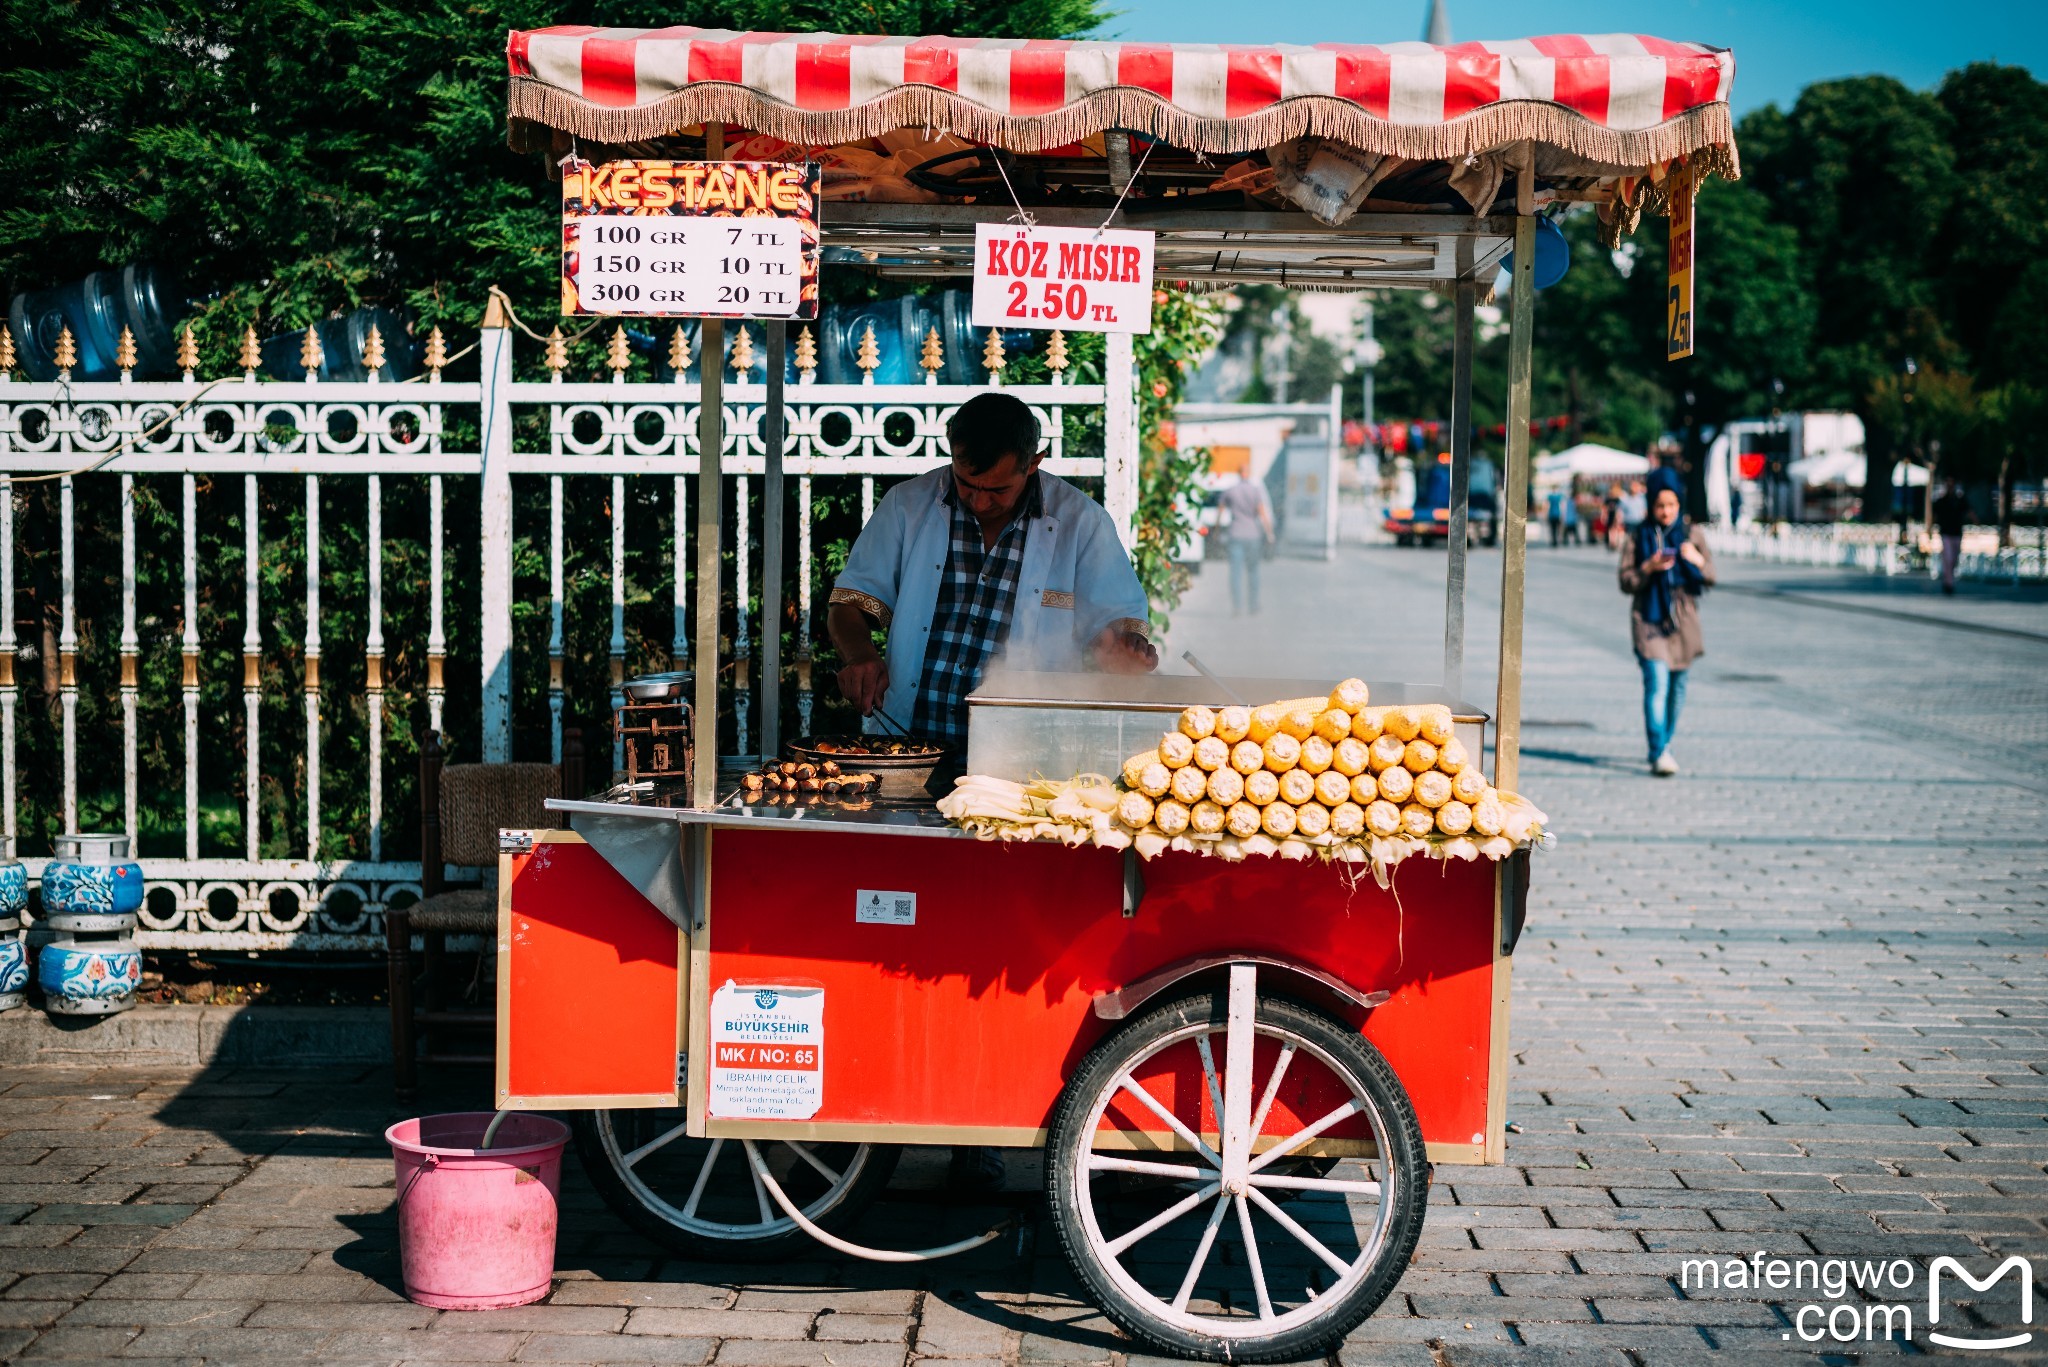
[1706,522,2047,583]
[0,314,1131,948]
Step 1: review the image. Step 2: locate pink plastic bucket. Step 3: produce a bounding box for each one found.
[385,1112,570,1310]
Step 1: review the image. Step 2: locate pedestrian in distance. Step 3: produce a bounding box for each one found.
[1603,483,1625,550]
[1546,488,1567,547]
[1217,468,1275,615]
[1932,479,1969,595]
[1620,478,1647,531]
[1619,468,1714,776]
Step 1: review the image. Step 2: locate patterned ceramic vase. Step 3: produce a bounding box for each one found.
[37,932,142,1015]
[41,833,145,930]
[0,929,26,1011]
[0,840,25,922]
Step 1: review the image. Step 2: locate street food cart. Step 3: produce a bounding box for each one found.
[492,27,1736,1362]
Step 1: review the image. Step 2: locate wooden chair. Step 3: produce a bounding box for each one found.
[387,728,584,1097]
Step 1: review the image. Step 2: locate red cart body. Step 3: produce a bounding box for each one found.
[496,824,1517,1167]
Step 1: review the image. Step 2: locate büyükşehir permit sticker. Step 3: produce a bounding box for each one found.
[709,983,823,1119]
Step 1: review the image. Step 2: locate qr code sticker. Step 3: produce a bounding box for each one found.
[855,889,916,926]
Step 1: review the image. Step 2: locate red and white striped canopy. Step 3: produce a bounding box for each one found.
[507,29,1734,170]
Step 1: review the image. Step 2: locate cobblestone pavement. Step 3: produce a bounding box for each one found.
[2,544,2044,1365]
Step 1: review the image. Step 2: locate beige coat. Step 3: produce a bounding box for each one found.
[1618,525,1715,668]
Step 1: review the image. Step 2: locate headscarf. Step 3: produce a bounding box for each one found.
[1633,468,1702,629]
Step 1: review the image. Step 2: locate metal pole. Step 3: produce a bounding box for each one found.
[759,319,786,759]
[694,319,725,808]
[1443,277,1476,697]
[1494,212,1536,794]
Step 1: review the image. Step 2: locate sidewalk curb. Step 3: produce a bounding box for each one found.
[0,1003,389,1067]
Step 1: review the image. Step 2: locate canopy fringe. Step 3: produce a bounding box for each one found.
[508,78,1739,187]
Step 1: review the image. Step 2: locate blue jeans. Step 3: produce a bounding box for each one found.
[1639,657,1688,761]
[1227,538,1262,614]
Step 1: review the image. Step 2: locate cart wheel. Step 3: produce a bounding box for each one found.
[575,1109,900,1262]
[1046,969,1428,1363]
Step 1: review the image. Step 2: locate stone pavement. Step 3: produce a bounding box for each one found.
[2,542,2044,1365]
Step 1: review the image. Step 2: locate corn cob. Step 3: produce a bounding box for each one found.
[1215,706,1252,743]
[1295,802,1331,837]
[1262,734,1302,772]
[1278,769,1317,806]
[1179,706,1218,740]
[1413,770,1453,808]
[1170,765,1209,804]
[1298,736,1334,774]
[1205,767,1245,806]
[1314,770,1351,806]
[1138,762,1172,798]
[1193,736,1230,772]
[1376,765,1414,804]
[1159,733,1195,768]
[1245,770,1281,805]
[1230,740,1265,775]
[1329,678,1370,712]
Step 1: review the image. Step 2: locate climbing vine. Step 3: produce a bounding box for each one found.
[1134,286,1228,631]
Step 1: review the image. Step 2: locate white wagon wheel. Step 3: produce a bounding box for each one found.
[575,1108,899,1261]
[1046,965,1428,1363]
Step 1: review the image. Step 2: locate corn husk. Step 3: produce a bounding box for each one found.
[1440,835,1480,861]
[1134,830,1171,860]
[1279,837,1314,861]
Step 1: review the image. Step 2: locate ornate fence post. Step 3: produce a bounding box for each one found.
[479,293,516,762]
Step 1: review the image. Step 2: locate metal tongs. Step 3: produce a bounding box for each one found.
[867,706,916,741]
[1181,651,1249,707]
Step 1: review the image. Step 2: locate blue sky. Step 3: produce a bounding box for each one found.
[1099,1,2047,112]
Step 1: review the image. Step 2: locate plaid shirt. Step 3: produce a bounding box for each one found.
[910,475,1043,746]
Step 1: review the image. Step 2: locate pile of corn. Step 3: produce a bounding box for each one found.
[938,678,1547,870]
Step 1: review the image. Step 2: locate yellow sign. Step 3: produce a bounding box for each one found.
[1666,161,1697,361]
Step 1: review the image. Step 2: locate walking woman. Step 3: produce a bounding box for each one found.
[1618,468,1714,776]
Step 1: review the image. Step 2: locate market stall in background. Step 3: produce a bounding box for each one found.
[489,26,1737,1362]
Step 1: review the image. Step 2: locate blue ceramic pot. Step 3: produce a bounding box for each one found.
[41,833,144,920]
[38,936,142,1015]
[0,854,24,919]
[0,934,26,1008]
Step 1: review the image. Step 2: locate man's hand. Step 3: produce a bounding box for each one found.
[837,659,891,715]
[1092,628,1159,675]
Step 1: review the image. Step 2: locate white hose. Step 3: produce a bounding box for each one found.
[740,1140,1011,1263]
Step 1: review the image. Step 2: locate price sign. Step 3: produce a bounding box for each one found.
[971,223,1155,335]
[1666,160,1696,361]
[562,159,820,320]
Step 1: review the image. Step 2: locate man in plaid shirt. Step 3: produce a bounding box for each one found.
[828,393,1155,747]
